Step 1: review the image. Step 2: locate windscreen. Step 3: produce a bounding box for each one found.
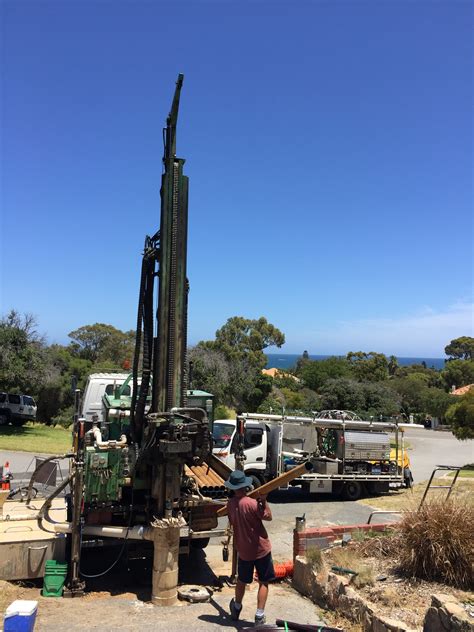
[212,423,234,449]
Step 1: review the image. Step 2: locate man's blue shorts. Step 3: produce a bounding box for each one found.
[238,552,275,584]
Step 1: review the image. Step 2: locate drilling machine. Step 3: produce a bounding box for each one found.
[47,74,231,604]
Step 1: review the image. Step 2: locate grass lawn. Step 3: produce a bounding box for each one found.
[0,422,72,454]
[448,467,474,478]
[359,478,474,512]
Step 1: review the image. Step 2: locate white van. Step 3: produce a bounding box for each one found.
[0,393,37,426]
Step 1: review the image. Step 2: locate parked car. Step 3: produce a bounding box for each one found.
[0,393,37,426]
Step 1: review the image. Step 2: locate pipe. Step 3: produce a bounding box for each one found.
[91,427,127,450]
[83,525,150,540]
[217,461,313,517]
[205,467,224,486]
[275,620,343,632]
[243,412,398,431]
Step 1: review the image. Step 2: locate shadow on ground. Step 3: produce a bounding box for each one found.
[77,542,223,601]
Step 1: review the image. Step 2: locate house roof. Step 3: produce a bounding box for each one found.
[451,384,474,396]
[262,367,299,381]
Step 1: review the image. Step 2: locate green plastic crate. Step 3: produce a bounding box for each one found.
[42,561,68,597]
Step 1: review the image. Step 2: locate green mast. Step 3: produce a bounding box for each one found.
[152,73,189,414]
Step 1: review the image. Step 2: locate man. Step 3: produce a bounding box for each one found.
[224,469,275,626]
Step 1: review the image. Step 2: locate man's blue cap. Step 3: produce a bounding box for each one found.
[224,469,253,490]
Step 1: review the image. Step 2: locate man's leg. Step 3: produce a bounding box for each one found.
[235,578,246,604]
[254,553,275,624]
[230,560,252,620]
[257,581,269,610]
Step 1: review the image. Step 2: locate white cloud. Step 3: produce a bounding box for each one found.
[290,301,474,357]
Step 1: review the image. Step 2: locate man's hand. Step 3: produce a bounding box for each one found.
[256,493,272,520]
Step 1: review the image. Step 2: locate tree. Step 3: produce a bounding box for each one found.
[319,378,400,418]
[319,379,366,413]
[0,311,47,394]
[206,316,285,371]
[441,359,474,391]
[187,346,231,406]
[346,351,389,382]
[445,390,474,440]
[362,382,400,418]
[294,350,310,374]
[390,375,430,416]
[196,316,285,411]
[388,355,399,377]
[299,356,351,391]
[36,345,92,423]
[68,323,135,365]
[445,337,474,361]
[424,388,453,420]
[241,373,273,412]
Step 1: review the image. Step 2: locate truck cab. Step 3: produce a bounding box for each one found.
[81,373,214,431]
[212,419,282,487]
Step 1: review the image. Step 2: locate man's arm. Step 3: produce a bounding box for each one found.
[256,495,272,521]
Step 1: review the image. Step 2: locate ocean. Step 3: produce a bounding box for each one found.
[265,353,446,371]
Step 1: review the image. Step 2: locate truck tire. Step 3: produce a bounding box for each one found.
[11,418,26,427]
[342,481,364,501]
[0,410,10,426]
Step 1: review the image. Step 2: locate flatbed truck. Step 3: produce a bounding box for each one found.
[212,411,412,500]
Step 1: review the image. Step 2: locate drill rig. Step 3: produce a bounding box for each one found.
[57,74,229,604]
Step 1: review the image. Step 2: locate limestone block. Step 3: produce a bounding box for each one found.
[372,614,417,632]
[338,589,362,619]
[293,556,312,597]
[432,594,456,609]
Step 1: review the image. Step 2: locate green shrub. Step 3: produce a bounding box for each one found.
[50,406,74,429]
[214,405,236,420]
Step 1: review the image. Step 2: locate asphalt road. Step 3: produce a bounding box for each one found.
[402,426,473,481]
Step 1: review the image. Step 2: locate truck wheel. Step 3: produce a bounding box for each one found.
[11,418,26,427]
[0,411,10,426]
[342,481,363,501]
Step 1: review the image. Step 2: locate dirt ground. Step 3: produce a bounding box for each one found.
[1,549,328,631]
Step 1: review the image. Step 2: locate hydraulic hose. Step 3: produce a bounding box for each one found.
[37,474,74,533]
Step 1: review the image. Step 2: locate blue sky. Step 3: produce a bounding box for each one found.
[1,1,472,357]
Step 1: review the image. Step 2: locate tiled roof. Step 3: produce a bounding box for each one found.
[451,384,474,396]
[262,367,299,381]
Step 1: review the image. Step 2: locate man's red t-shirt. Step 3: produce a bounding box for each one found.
[227,495,272,562]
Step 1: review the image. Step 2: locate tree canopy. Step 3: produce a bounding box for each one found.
[445,390,474,440]
[68,323,135,366]
[445,336,474,361]
[205,316,285,371]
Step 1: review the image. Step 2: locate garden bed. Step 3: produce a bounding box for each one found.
[323,543,472,630]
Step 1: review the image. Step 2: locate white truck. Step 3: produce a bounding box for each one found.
[212,411,412,500]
